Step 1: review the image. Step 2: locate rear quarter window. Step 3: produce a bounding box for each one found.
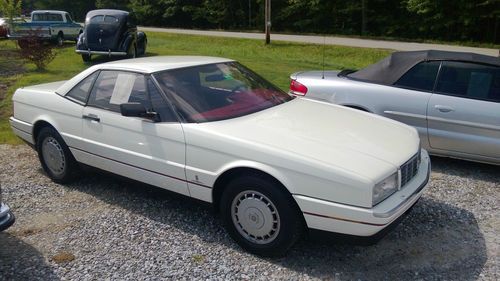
[394,61,441,92]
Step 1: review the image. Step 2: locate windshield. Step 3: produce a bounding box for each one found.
[153,62,293,122]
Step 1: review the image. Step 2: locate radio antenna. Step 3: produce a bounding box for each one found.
[322,34,326,79]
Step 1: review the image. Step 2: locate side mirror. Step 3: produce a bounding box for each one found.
[120,102,158,121]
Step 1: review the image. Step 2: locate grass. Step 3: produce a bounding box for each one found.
[0,32,390,144]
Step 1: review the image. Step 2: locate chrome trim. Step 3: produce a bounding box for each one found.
[383,111,427,120]
[75,50,127,56]
[0,203,12,223]
[373,160,430,218]
[427,115,500,131]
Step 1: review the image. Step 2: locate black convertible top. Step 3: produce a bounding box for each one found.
[347,50,500,85]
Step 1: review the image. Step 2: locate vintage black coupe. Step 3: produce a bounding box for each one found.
[76,9,147,62]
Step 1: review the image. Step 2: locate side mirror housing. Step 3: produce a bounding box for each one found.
[120,102,158,121]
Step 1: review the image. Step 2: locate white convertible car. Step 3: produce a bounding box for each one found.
[10,56,430,256]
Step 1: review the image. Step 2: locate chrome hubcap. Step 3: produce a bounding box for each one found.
[231,190,280,244]
[42,137,65,176]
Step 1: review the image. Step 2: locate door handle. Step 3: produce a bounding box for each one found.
[82,114,100,122]
[434,105,455,113]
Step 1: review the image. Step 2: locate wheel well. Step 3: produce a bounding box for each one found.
[212,167,292,211]
[33,121,55,144]
[58,31,63,36]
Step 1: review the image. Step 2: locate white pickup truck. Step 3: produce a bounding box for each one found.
[8,10,82,46]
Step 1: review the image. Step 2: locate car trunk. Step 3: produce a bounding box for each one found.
[85,20,123,51]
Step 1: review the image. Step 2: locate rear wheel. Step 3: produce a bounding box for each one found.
[36,127,78,183]
[127,43,136,59]
[56,33,64,47]
[82,54,91,62]
[220,175,303,257]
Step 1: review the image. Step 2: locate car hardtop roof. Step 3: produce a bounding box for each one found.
[96,56,235,74]
[56,56,236,96]
[86,9,129,19]
[348,50,500,85]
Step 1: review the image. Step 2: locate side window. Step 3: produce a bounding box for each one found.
[436,61,500,102]
[87,71,144,112]
[148,79,177,122]
[394,61,441,91]
[66,72,98,104]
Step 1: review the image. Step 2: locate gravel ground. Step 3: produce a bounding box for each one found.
[0,144,498,280]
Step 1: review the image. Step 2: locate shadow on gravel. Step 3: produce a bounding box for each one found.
[0,233,59,280]
[430,155,500,184]
[62,167,487,281]
[281,197,487,280]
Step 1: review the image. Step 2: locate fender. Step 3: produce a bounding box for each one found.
[120,33,135,52]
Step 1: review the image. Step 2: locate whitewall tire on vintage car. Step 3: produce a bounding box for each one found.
[36,127,78,184]
[220,175,303,257]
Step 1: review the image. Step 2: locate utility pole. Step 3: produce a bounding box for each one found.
[249,0,251,28]
[265,0,271,44]
[361,0,367,36]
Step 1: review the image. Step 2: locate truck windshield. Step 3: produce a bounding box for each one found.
[153,62,293,123]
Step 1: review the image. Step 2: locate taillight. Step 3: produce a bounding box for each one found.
[289,79,308,96]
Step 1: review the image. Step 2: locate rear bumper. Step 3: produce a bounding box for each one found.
[0,203,15,232]
[8,34,53,40]
[75,49,127,56]
[295,150,431,237]
[9,117,34,145]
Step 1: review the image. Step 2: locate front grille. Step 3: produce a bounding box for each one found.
[400,151,420,187]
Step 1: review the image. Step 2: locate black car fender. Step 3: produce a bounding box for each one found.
[120,33,136,52]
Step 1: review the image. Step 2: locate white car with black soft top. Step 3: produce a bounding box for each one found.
[10,56,430,256]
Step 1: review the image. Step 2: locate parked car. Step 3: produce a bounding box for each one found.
[0,184,15,232]
[10,56,430,256]
[8,10,82,46]
[0,18,8,38]
[76,9,147,62]
[290,50,500,165]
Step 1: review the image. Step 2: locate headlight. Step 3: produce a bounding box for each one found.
[373,172,398,206]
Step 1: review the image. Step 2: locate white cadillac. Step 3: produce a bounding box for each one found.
[10,56,430,256]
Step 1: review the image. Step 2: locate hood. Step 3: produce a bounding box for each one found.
[190,98,419,183]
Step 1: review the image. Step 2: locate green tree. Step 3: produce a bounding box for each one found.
[0,0,22,25]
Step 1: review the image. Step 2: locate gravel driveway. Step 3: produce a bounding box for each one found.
[0,144,498,280]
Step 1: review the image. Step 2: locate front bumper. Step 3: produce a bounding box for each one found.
[75,49,127,57]
[0,203,15,232]
[295,149,431,237]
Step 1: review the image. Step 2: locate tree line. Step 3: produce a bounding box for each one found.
[16,0,500,44]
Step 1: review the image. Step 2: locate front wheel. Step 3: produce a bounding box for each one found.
[220,175,303,257]
[36,127,78,183]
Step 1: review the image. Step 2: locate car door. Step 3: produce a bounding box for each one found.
[81,70,189,195]
[427,61,500,160]
[387,61,441,146]
[62,13,79,38]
